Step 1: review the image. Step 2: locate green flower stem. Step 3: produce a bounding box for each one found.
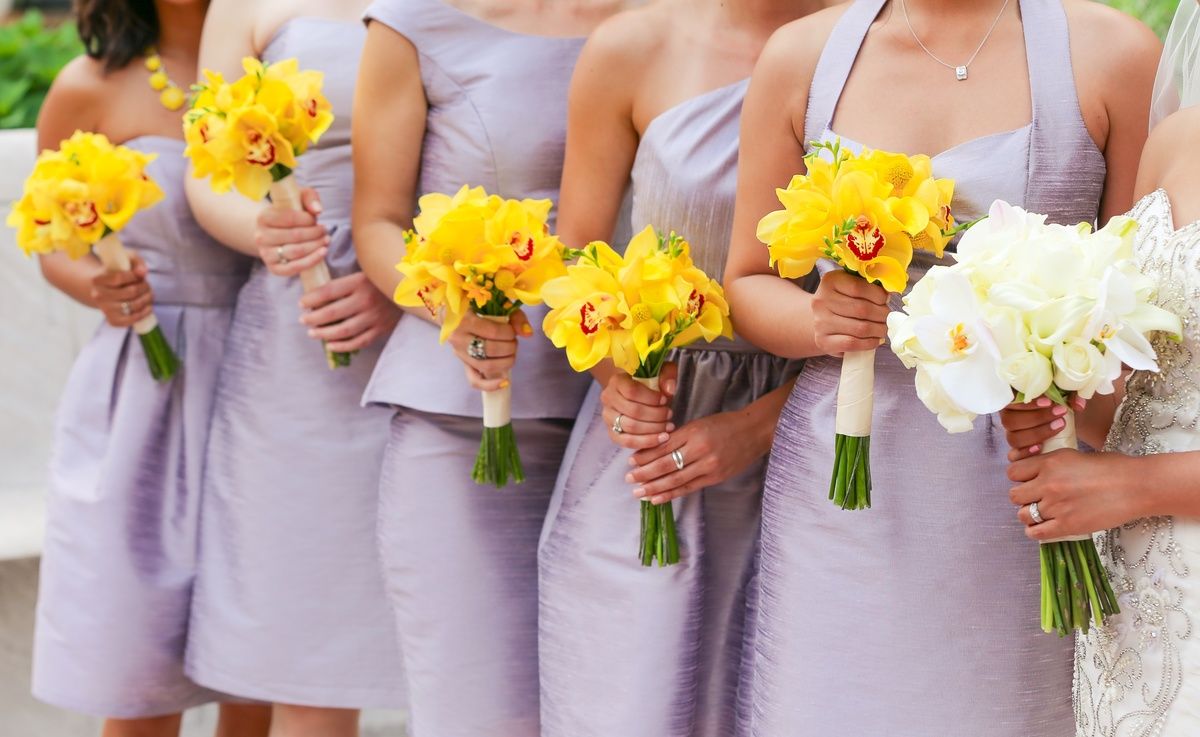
[1040,539,1120,636]
[829,434,871,510]
[138,325,179,383]
[640,499,679,567]
[471,423,525,488]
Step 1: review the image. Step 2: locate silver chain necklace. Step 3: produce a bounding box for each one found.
[900,0,1013,81]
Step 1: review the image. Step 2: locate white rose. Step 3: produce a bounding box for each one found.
[999,350,1054,401]
[1051,339,1106,398]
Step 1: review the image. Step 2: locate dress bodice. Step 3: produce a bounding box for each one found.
[361,0,591,419]
[1077,189,1200,737]
[262,17,365,272]
[122,137,250,306]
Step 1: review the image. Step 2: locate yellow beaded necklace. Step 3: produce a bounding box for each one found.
[144,50,186,111]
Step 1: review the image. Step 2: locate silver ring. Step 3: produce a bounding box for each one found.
[612,414,624,435]
[1029,501,1044,525]
[276,246,288,265]
[468,336,487,360]
[671,449,685,471]
[120,301,132,316]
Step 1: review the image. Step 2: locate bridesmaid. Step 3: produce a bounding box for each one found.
[182,0,404,734]
[722,0,1158,734]
[30,1,269,736]
[352,0,635,734]
[536,2,822,736]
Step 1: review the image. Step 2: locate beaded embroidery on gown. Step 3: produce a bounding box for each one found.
[1075,189,1200,737]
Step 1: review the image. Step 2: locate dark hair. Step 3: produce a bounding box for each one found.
[74,0,160,72]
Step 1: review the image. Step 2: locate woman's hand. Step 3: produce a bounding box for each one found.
[599,363,679,451]
[811,270,890,356]
[446,311,533,392]
[626,409,766,504]
[1008,450,1140,541]
[299,271,399,354]
[1001,395,1089,461]
[255,188,330,277]
[90,253,154,328]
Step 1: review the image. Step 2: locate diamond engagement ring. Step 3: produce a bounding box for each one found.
[468,336,488,360]
[671,449,685,471]
[276,246,288,265]
[1029,501,1044,525]
[612,414,624,435]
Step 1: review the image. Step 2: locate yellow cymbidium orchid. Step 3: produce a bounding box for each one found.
[542,260,635,372]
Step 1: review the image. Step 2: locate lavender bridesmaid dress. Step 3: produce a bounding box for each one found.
[361,1,591,734]
[537,81,801,737]
[185,19,403,707]
[749,1,1106,735]
[32,137,250,718]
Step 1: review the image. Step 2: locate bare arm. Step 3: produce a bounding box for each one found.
[351,21,426,302]
[184,0,271,256]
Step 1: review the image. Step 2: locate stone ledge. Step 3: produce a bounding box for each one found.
[0,491,44,561]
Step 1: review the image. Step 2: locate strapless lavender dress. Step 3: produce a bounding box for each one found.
[185,18,403,708]
[538,81,802,737]
[748,1,1107,735]
[361,1,591,734]
[32,136,250,718]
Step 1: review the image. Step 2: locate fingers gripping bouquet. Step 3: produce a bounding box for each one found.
[542,226,733,566]
[756,140,956,510]
[394,185,569,487]
[8,131,177,380]
[182,57,349,368]
[888,200,1183,635]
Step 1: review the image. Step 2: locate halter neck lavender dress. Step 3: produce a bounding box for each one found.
[361,1,591,734]
[747,1,1106,734]
[32,137,250,718]
[185,18,403,708]
[538,81,801,737]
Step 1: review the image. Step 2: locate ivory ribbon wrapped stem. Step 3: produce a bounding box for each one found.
[470,313,523,487]
[269,175,332,294]
[835,348,875,437]
[479,314,513,429]
[94,234,159,336]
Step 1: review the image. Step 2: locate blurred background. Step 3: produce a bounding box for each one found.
[0,0,1180,734]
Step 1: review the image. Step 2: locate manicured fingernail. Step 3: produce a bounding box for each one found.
[666,423,676,432]
[657,433,669,443]
[521,324,532,336]
[1052,406,1067,417]
[632,487,646,498]
[323,235,331,245]
[628,456,637,466]
[307,330,317,338]
[1029,445,1040,454]
[312,201,323,214]
[667,409,674,419]
[659,396,668,405]
[1036,397,1051,408]
[665,380,676,394]
[1050,418,1065,431]
[500,379,510,388]
[625,473,635,483]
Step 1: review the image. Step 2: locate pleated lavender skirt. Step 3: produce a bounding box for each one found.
[538,348,795,737]
[185,268,403,708]
[377,407,570,737]
[33,307,232,718]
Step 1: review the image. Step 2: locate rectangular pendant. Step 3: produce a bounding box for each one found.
[955,65,968,81]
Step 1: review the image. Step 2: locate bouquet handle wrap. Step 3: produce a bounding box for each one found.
[269,175,332,294]
[479,314,513,428]
[634,376,661,392]
[94,234,158,336]
[1038,410,1093,544]
[834,348,875,437]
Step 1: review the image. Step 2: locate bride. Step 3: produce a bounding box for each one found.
[1003,3,1200,734]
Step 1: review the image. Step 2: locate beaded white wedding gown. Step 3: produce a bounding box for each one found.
[1075,189,1200,737]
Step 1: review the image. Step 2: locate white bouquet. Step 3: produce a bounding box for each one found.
[888,200,1182,635]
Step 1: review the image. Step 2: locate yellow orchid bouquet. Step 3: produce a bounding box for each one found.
[542,226,733,566]
[182,57,349,367]
[757,139,957,510]
[7,131,178,381]
[395,185,569,487]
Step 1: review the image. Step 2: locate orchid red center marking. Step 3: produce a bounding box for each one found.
[245,130,277,167]
[580,302,601,335]
[845,216,885,261]
[64,200,99,228]
[304,98,319,118]
[510,233,534,261]
[687,289,705,316]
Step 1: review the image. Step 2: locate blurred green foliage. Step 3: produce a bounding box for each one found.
[1105,0,1179,38]
[0,11,81,129]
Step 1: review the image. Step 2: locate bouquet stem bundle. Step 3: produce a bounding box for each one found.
[633,373,679,567]
[268,176,349,369]
[472,314,524,487]
[94,234,179,382]
[1038,410,1120,636]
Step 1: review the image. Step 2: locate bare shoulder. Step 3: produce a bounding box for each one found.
[1065,0,1161,84]
[36,55,111,146]
[1137,107,1200,194]
[579,1,671,76]
[751,3,850,116]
